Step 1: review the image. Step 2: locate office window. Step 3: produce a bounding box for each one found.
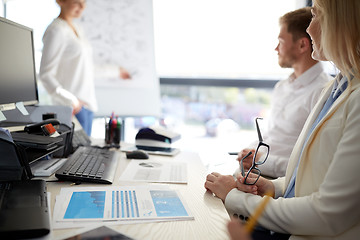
[0,1,3,17]
[4,0,59,105]
[153,0,301,80]
[4,0,59,72]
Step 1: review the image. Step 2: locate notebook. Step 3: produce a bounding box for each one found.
[0,179,50,238]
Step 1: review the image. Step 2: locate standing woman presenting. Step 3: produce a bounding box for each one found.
[39,0,96,135]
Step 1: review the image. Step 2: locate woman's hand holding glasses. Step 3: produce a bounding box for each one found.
[235,174,275,197]
[233,118,275,197]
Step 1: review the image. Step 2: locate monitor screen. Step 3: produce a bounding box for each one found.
[0,17,38,111]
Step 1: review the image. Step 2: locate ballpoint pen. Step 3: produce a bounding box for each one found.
[228,152,239,155]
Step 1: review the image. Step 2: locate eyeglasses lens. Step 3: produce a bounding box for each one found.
[244,168,261,185]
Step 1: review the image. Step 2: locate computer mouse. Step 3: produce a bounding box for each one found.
[126,150,149,159]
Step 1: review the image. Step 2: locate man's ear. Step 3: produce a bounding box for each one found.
[298,37,311,54]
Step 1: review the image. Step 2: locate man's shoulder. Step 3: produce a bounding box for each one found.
[315,71,333,82]
[304,72,331,92]
[274,74,294,87]
[301,68,332,88]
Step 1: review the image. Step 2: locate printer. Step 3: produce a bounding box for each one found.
[135,126,181,149]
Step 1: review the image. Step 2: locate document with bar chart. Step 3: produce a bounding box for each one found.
[54,186,193,224]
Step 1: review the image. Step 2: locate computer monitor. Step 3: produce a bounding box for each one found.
[0,16,39,112]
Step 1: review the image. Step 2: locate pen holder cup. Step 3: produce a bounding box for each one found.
[105,120,121,145]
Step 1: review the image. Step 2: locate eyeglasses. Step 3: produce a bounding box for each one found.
[240,117,270,185]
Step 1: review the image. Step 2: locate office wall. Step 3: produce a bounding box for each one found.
[80,0,161,117]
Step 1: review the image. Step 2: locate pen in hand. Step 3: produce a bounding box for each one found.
[228,152,239,155]
[244,192,272,233]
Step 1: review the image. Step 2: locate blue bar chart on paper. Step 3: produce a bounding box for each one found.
[54,186,193,226]
[64,191,106,219]
[112,190,140,219]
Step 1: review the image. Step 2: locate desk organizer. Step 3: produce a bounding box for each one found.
[12,123,74,165]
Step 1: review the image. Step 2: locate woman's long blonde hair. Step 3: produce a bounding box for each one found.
[314,0,360,80]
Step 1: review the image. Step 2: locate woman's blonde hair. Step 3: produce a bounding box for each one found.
[314,0,360,80]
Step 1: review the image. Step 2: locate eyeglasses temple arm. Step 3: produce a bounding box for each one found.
[255,118,263,142]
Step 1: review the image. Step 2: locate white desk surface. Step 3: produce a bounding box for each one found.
[47,148,230,240]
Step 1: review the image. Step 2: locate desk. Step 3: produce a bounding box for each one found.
[47,149,230,239]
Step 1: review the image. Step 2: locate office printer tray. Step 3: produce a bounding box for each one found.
[11,132,63,150]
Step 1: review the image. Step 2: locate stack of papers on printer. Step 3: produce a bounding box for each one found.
[52,185,193,229]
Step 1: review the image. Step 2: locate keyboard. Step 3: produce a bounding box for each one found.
[72,129,92,150]
[55,146,118,184]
